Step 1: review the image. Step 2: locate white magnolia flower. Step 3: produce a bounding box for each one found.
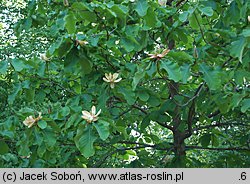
[23,112,42,128]
[248,16,250,22]
[40,53,50,61]
[82,106,101,123]
[148,49,170,60]
[103,73,122,88]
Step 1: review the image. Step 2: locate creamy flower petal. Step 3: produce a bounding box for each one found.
[114,78,122,83]
[91,106,96,115]
[148,54,157,59]
[82,111,92,119]
[161,49,170,56]
[37,112,42,120]
[113,73,119,80]
[23,120,29,126]
[95,109,102,117]
[103,77,110,83]
[157,54,164,58]
[109,73,112,80]
[28,122,35,128]
[105,73,109,79]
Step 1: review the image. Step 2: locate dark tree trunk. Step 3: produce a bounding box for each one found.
[173,130,186,167]
[173,131,186,157]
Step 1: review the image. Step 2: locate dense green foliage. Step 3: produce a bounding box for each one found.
[0,0,249,168]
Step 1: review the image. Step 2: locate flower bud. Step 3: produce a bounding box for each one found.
[63,0,69,6]
[158,0,167,6]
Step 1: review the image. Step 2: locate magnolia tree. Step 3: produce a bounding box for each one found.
[0,0,249,168]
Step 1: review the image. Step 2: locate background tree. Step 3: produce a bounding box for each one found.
[0,0,249,168]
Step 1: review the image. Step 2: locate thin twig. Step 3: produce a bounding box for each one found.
[186,146,250,152]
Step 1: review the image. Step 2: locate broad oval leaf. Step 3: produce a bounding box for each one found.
[160,60,181,82]
[74,124,97,158]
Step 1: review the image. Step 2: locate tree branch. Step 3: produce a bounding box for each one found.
[176,83,204,107]
[207,110,220,118]
[185,83,204,138]
[132,104,147,114]
[156,121,174,131]
[193,122,250,132]
[186,146,250,152]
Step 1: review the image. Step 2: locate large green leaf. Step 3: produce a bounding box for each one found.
[200,134,211,148]
[93,119,110,141]
[11,59,27,72]
[60,106,71,117]
[64,48,92,75]
[188,13,199,30]
[144,8,157,28]
[74,124,97,158]
[241,29,250,37]
[198,6,213,17]
[79,11,97,23]
[111,4,128,27]
[0,60,8,74]
[231,93,245,109]
[120,36,139,52]
[179,12,189,22]
[199,63,221,91]
[180,64,191,84]
[65,113,82,129]
[37,61,46,77]
[167,51,193,62]
[43,129,57,149]
[64,13,76,34]
[25,88,35,102]
[117,86,136,105]
[0,140,9,155]
[132,68,145,90]
[79,54,93,75]
[8,83,22,104]
[241,99,250,113]
[230,37,246,63]
[38,120,47,129]
[135,0,148,17]
[160,60,181,82]
[137,89,150,102]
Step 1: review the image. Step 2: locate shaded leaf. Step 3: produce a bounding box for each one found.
[200,134,211,147]
[135,0,148,17]
[0,140,9,155]
[11,59,27,72]
[132,68,145,90]
[74,124,97,158]
[198,6,213,16]
[199,63,221,91]
[0,60,8,74]
[180,64,191,84]
[241,99,250,113]
[64,13,76,34]
[93,119,110,140]
[38,120,47,129]
[230,37,246,63]
[160,60,181,82]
